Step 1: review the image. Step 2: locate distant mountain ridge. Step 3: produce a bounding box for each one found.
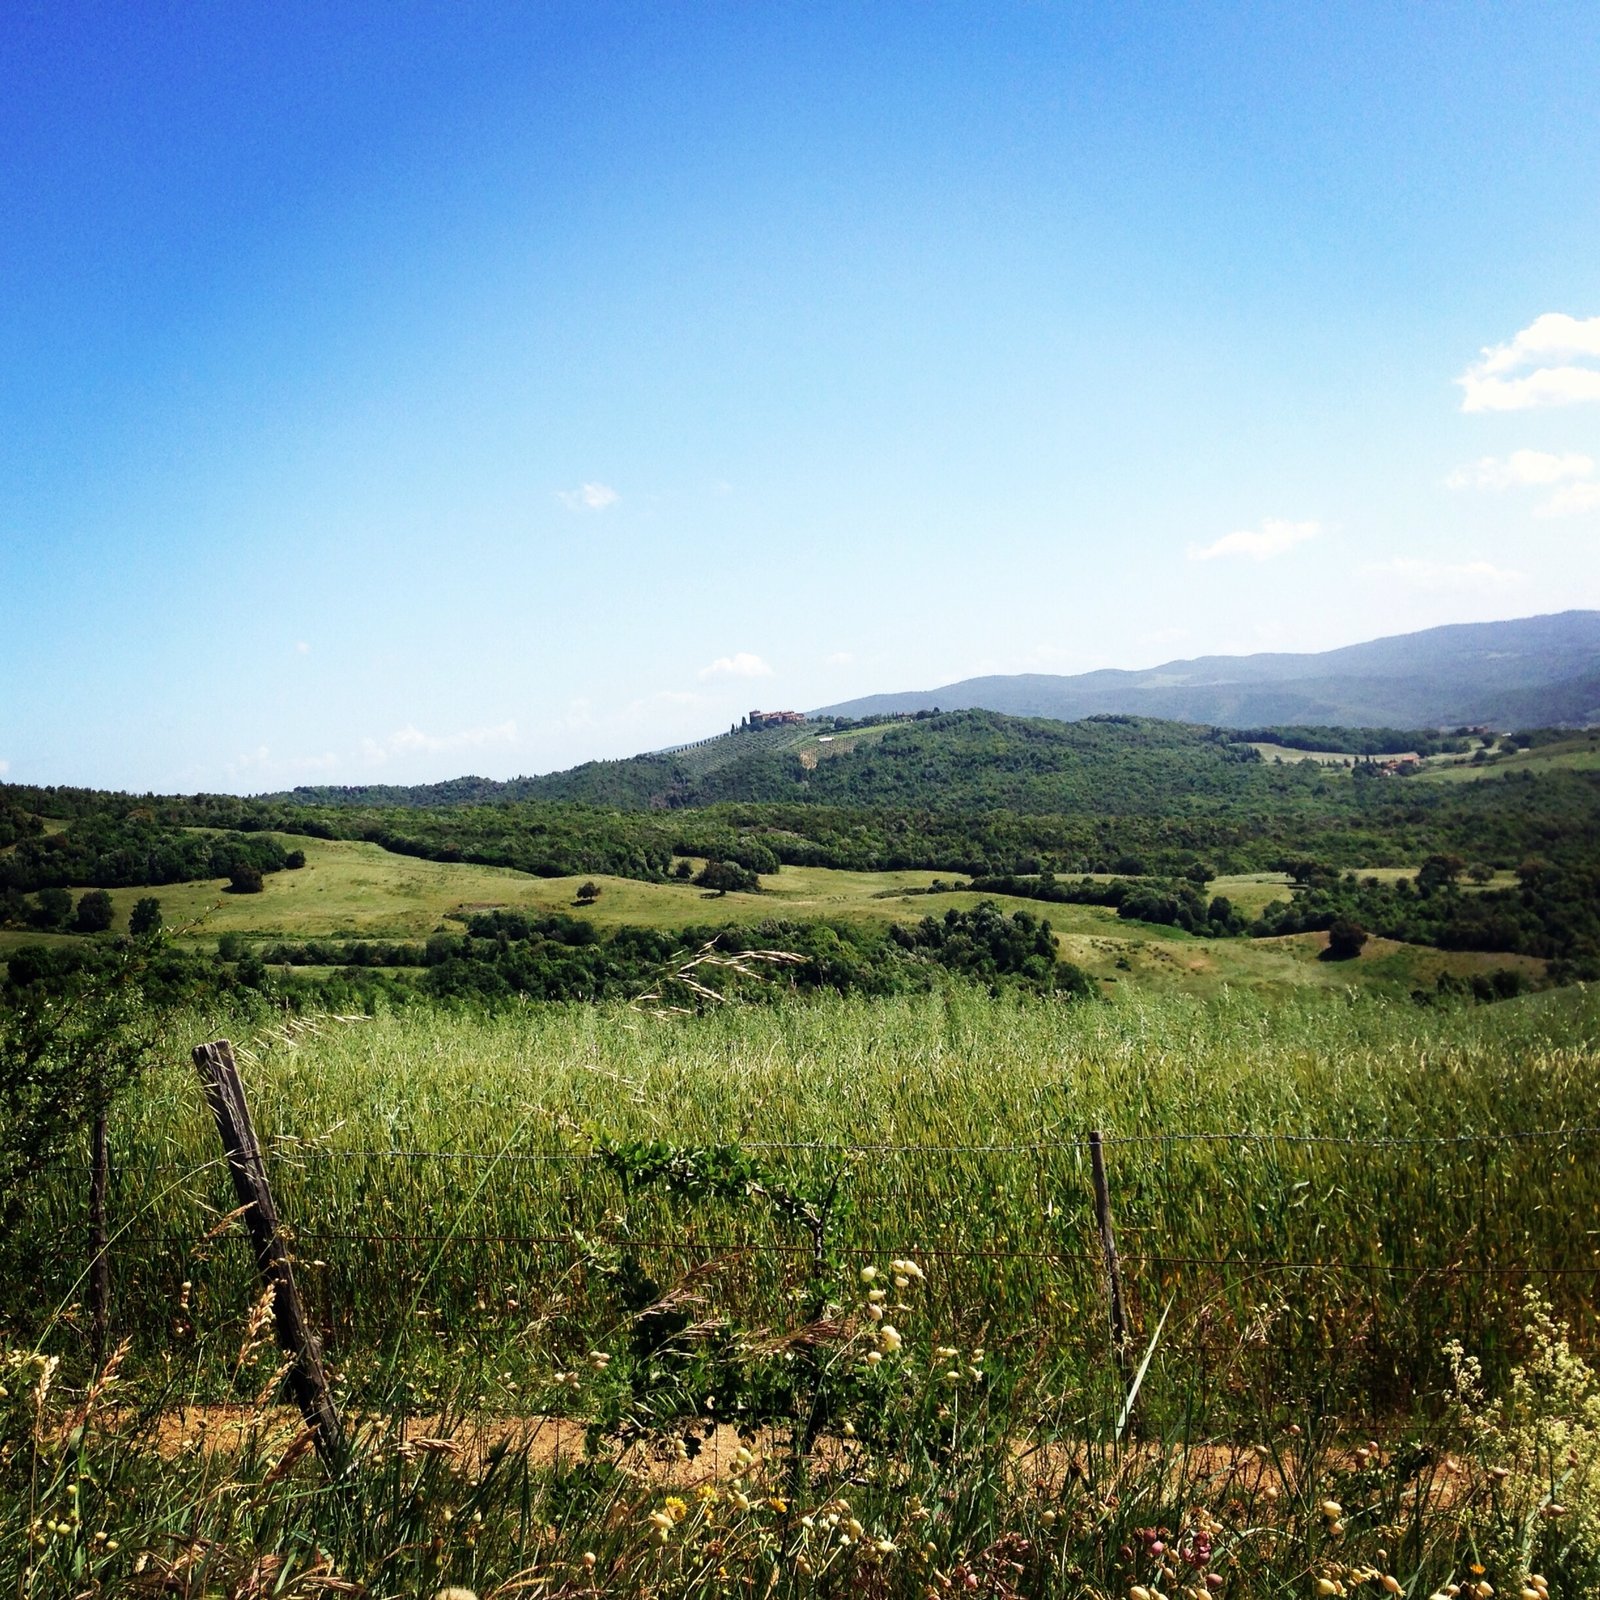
[813,611,1600,729]
[264,611,1600,812]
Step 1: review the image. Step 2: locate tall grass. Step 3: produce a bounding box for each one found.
[10,983,1599,1408]
[4,982,1600,1595]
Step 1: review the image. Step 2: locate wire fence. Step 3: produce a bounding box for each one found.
[108,1232,1600,1278]
[68,1113,1600,1337]
[116,1122,1600,1171]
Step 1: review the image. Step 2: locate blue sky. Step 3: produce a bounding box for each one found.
[2,2,1598,792]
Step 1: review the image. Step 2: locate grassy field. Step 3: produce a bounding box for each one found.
[661,718,907,777]
[1417,731,1600,782]
[17,983,1600,1410]
[1246,741,1364,764]
[0,835,1544,996]
[7,982,1600,1596]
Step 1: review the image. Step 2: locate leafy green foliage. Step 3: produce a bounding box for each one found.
[0,942,159,1230]
[0,801,42,850]
[226,861,263,894]
[267,903,1090,1006]
[891,901,1095,996]
[0,810,290,894]
[967,872,1249,937]
[1253,857,1600,976]
[694,859,761,894]
[73,889,114,933]
[1235,724,1473,756]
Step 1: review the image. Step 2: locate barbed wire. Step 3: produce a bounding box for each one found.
[101,1227,1600,1277]
[109,1121,1600,1175]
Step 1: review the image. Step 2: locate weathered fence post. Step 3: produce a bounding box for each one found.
[1089,1129,1129,1371]
[88,1109,110,1368]
[192,1039,343,1466]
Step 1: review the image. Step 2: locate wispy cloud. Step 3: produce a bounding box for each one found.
[294,639,312,655]
[1447,449,1594,490]
[823,650,855,667]
[1136,627,1194,652]
[1457,313,1600,412]
[698,652,773,681]
[0,758,9,777]
[1447,449,1600,517]
[1536,481,1600,519]
[359,721,520,765]
[1362,557,1525,593]
[1188,518,1320,562]
[223,746,341,784]
[556,482,620,511]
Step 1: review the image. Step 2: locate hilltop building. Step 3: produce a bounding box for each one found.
[746,709,806,731]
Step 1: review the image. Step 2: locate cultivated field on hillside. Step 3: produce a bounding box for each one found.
[1416,731,1600,782]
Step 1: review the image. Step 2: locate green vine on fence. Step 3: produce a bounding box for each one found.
[586,1137,858,1472]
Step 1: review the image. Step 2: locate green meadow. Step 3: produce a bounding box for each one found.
[4,710,1598,1597]
[3,831,1546,997]
[8,981,1600,1597]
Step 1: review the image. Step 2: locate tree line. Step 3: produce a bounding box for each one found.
[968,853,1600,978]
[248,903,1096,1007]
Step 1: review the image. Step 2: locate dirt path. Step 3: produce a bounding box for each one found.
[104,1405,1442,1504]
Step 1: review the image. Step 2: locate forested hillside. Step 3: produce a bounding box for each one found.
[9,712,1600,890]
[266,710,1417,812]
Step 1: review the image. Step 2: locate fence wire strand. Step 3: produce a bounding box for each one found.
[112,1122,1600,1174]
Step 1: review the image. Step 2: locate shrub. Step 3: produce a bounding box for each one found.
[28,887,73,931]
[73,889,114,933]
[1325,917,1369,960]
[695,860,760,895]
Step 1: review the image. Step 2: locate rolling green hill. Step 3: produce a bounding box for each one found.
[263,707,1594,833]
[9,707,1600,992]
[269,711,1317,813]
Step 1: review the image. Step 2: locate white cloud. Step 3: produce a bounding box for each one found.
[223,746,342,783]
[823,650,855,667]
[1447,449,1595,490]
[226,745,273,775]
[359,721,519,765]
[556,482,620,511]
[295,640,312,655]
[1458,313,1600,412]
[1446,448,1600,517]
[698,652,773,681]
[1473,312,1600,375]
[1536,480,1600,519]
[1136,627,1194,652]
[1188,517,1320,562]
[0,759,9,776]
[1361,557,1525,593]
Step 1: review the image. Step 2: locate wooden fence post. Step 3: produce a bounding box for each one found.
[192,1040,343,1466]
[1089,1129,1129,1371]
[88,1110,110,1368]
